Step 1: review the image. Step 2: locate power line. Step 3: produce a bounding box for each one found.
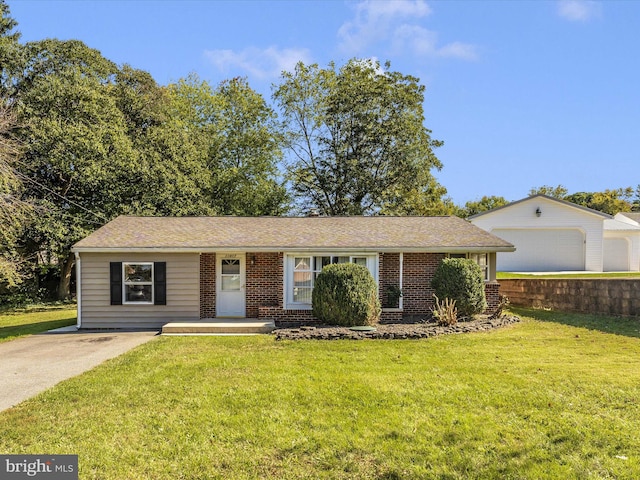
[10,161,109,222]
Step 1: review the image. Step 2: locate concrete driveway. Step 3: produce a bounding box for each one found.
[0,329,158,412]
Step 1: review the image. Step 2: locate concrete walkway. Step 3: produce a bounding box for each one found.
[0,328,158,412]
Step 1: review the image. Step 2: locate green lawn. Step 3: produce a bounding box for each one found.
[0,305,77,343]
[498,271,640,279]
[1,309,639,479]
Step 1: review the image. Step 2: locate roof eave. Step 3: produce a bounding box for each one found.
[72,245,516,254]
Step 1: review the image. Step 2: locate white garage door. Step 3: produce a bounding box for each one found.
[603,238,629,272]
[493,229,585,272]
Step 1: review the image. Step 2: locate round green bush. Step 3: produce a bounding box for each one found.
[312,263,381,327]
[431,258,487,318]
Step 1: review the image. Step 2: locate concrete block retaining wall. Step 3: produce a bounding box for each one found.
[499,279,640,317]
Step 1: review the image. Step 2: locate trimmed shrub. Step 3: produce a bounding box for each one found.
[431,258,487,318]
[312,263,381,326]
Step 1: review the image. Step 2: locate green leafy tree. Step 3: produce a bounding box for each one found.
[633,186,640,212]
[112,66,213,217]
[461,195,509,218]
[168,75,288,215]
[273,59,444,215]
[15,41,133,299]
[529,185,568,199]
[0,102,31,288]
[566,188,633,215]
[0,0,23,97]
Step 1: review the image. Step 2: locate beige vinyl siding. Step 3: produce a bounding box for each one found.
[80,252,200,328]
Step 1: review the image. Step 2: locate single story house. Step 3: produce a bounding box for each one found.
[71,215,515,329]
[470,195,640,272]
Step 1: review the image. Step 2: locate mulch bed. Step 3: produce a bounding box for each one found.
[273,315,520,340]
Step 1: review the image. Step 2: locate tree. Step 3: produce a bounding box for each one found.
[460,195,509,218]
[0,0,22,98]
[530,184,633,215]
[0,102,30,288]
[566,188,633,215]
[529,185,568,199]
[169,75,288,215]
[273,59,444,215]
[112,66,214,217]
[15,41,134,299]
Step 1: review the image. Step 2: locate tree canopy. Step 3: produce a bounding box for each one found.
[273,59,446,215]
[530,184,638,215]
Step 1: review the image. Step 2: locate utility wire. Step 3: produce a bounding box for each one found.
[11,162,109,222]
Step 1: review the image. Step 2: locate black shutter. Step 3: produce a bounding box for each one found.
[154,262,166,305]
[110,262,122,305]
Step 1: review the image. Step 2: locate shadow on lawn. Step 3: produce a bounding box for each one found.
[510,306,640,339]
[0,317,77,340]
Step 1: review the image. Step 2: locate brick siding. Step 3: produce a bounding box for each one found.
[485,281,500,311]
[402,253,446,315]
[379,253,401,308]
[246,252,283,318]
[200,253,216,318]
[200,251,500,324]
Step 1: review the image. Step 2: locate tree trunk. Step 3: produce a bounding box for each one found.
[57,252,75,301]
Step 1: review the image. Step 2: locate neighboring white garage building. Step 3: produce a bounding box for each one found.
[470,195,640,272]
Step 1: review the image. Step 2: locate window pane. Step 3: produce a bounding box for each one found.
[295,257,310,270]
[294,277,312,288]
[315,256,331,270]
[125,285,152,302]
[124,264,152,282]
[352,257,367,266]
[293,287,312,303]
[222,259,240,275]
[221,275,241,291]
[333,256,350,264]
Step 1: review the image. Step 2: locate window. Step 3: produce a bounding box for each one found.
[110,262,166,306]
[447,253,490,281]
[287,254,376,308]
[469,253,489,281]
[221,259,241,291]
[123,263,153,303]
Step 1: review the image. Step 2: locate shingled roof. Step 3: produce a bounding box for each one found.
[73,216,515,253]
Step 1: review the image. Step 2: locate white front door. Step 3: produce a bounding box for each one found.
[216,253,246,317]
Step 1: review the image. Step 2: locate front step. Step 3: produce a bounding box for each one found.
[161,319,275,335]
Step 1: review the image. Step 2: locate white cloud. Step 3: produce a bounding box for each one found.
[338,0,478,61]
[204,46,312,79]
[392,24,479,60]
[557,0,602,22]
[338,0,432,53]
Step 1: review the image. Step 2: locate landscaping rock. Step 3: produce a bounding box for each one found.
[274,315,520,341]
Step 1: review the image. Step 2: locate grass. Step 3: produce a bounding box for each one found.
[1,309,640,478]
[498,271,640,279]
[0,304,77,343]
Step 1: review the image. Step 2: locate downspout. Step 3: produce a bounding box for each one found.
[74,252,81,329]
[399,252,403,310]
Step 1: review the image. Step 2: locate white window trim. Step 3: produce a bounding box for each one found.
[122,262,154,305]
[284,253,379,310]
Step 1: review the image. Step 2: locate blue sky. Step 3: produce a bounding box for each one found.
[8,0,640,205]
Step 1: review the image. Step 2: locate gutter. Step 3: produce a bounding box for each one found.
[74,252,81,329]
[71,246,516,254]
